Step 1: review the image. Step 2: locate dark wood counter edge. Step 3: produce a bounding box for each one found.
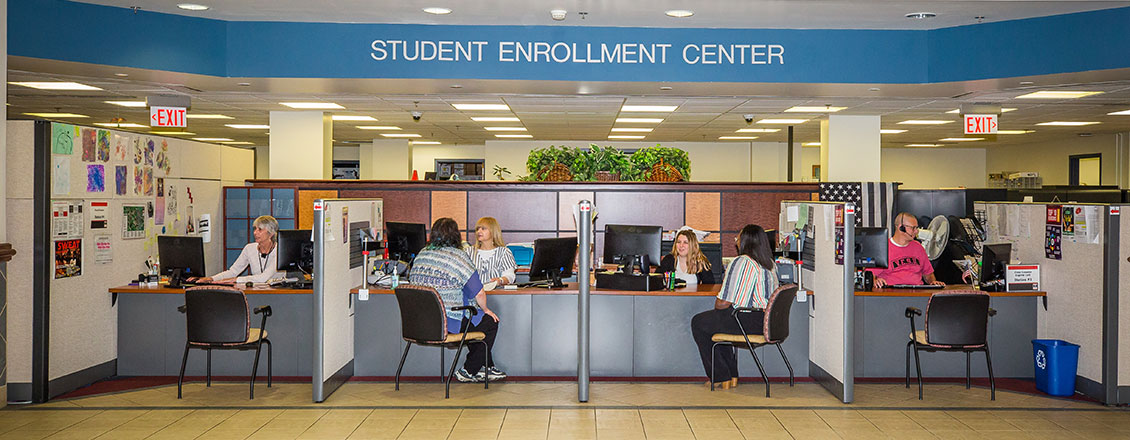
[245,179,820,193]
[800,285,1046,297]
[110,285,312,295]
[349,283,721,297]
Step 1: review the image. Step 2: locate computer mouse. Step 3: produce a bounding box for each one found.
[245,281,254,288]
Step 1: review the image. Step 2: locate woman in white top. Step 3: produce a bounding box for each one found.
[469,217,518,286]
[195,215,279,284]
[658,230,715,285]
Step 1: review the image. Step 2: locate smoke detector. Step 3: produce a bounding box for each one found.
[550,9,567,21]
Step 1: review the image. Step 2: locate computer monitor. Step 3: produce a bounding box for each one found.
[276,229,314,275]
[528,237,578,288]
[854,228,889,268]
[158,235,206,286]
[603,224,663,267]
[386,222,427,263]
[980,243,1012,289]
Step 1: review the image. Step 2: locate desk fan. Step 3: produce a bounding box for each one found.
[920,215,950,260]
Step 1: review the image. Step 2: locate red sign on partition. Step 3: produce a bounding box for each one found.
[964,114,998,135]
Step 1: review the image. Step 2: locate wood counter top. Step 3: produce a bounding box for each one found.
[350,282,721,297]
[110,284,313,295]
[853,284,1045,298]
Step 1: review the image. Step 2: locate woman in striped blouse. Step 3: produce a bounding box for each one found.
[469,217,518,287]
[690,224,779,389]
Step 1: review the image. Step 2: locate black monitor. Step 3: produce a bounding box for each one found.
[277,229,314,275]
[603,224,663,267]
[528,237,578,288]
[980,243,1012,290]
[158,235,205,287]
[386,222,427,263]
[854,228,889,268]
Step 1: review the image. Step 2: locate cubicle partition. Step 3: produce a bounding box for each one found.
[781,201,853,402]
[312,198,382,402]
[1120,209,1130,404]
[976,202,1122,403]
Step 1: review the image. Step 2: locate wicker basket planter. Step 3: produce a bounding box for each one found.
[646,158,685,182]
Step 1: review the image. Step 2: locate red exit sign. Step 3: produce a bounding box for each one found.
[964,114,998,134]
[150,106,186,128]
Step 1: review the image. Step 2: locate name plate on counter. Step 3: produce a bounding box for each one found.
[1006,265,1040,292]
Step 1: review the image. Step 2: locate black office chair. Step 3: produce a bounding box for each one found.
[710,284,799,397]
[393,284,490,398]
[906,291,997,400]
[176,286,272,399]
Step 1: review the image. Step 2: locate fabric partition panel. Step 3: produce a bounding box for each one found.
[976,202,1108,399]
[1119,207,1129,401]
[312,199,381,402]
[783,201,850,402]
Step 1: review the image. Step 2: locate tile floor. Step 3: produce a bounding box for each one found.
[2,381,1128,439]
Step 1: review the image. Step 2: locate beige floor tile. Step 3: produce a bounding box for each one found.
[596,427,647,440]
[497,427,548,440]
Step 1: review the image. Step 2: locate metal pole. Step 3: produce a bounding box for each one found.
[577,200,593,402]
[787,126,795,182]
[842,203,856,404]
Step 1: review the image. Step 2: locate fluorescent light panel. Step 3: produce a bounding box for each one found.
[736,128,780,133]
[880,129,908,134]
[946,108,1016,114]
[381,133,422,138]
[608,135,645,139]
[757,119,808,124]
[1015,91,1103,99]
[802,142,821,146]
[150,131,195,135]
[496,134,533,138]
[225,124,270,129]
[280,102,344,109]
[719,136,758,140]
[484,127,527,131]
[785,106,846,112]
[621,105,678,112]
[94,123,147,128]
[471,117,520,122]
[611,128,653,132]
[1035,121,1100,126]
[24,112,88,118]
[906,144,942,147]
[452,103,510,111]
[193,137,234,142]
[331,115,377,121]
[939,137,983,142]
[995,130,1034,134]
[220,141,254,145]
[411,141,442,145]
[105,101,147,107]
[898,120,954,125]
[10,81,102,90]
[1108,109,1130,115]
[357,126,402,130]
[616,118,663,123]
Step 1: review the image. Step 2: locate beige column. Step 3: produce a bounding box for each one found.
[360,139,412,180]
[268,111,332,179]
[820,115,881,181]
[254,145,269,179]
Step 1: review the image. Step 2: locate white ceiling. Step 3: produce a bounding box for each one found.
[74,0,1130,29]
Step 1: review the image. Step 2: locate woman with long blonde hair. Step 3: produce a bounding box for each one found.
[658,229,715,285]
[469,217,518,288]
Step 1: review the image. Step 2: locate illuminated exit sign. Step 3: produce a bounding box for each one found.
[964,114,998,135]
[150,106,187,128]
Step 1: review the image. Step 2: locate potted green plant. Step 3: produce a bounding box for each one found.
[526,145,579,181]
[630,145,690,182]
[583,144,633,181]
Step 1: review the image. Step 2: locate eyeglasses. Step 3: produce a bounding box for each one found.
[902,224,919,231]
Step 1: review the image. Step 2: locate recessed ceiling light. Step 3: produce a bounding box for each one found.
[471,117,520,122]
[10,81,103,91]
[1015,91,1103,99]
[186,114,233,119]
[114,73,129,77]
[237,82,252,87]
[452,103,510,111]
[611,128,653,133]
[94,122,148,128]
[609,135,646,140]
[357,126,402,130]
[450,84,463,89]
[331,115,377,121]
[280,102,344,109]
[906,144,942,148]
[898,120,954,125]
[719,136,758,140]
[150,131,195,135]
[220,141,254,145]
[193,137,234,142]
[939,137,984,142]
[880,129,908,134]
[666,9,694,18]
[1035,121,1100,126]
[24,112,88,118]
[381,133,422,138]
[995,130,1034,134]
[905,12,936,19]
[736,128,780,133]
[550,9,567,21]
[659,86,674,91]
[495,134,533,138]
[105,100,147,107]
[802,142,822,146]
[423,7,452,15]
[225,124,270,129]
[868,87,881,92]
[177,3,210,11]
[785,106,846,113]
[757,119,808,124]
[1107,109,1130,115]
[616,118,663,123]
[412,141,442,145]
[945,108,1016,114]
[621,105,678,112]
[484,127,527,131]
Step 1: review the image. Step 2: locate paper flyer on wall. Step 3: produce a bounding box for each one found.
[199,214,212,243]
[89,201,109,229]
[1045,225,1062,260]
[94,234,113,264]
[51,201,84,239]
[1075,205,1101,244]
[52,156,70,195]
[54,238,82,278]
[122,204,146,239]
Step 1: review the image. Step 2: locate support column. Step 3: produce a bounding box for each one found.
[254,146,270,179]
[820,115,881,182]
[1,0,9,407]
[360,139,412,180]
[269,112,332,179]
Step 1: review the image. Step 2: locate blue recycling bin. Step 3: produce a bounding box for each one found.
[1032,339,1079,397]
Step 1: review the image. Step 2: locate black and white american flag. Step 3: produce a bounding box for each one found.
[819,182,897,228]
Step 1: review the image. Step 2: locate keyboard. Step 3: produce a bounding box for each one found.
[886,284,945,289]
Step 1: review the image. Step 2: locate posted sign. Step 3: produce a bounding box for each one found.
[964,114,998,135]
[150,106,187,128]
[1006,264,1040,292]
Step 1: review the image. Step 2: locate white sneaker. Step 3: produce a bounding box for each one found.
[479,366,508,381]
[454,368,479,383]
